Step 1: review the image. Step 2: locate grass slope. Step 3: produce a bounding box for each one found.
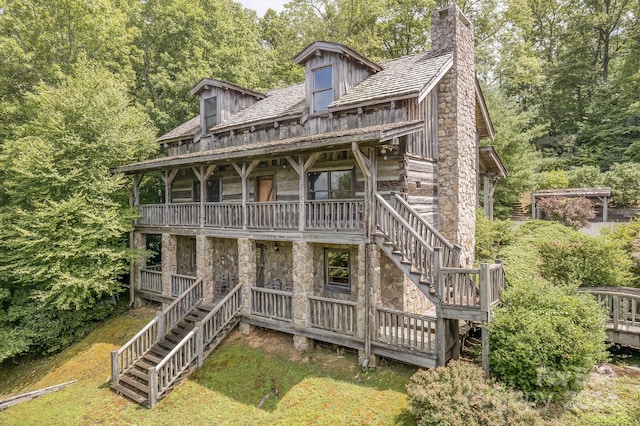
[0,307,415,425]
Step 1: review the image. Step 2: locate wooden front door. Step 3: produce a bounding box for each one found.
[256,175,274,202]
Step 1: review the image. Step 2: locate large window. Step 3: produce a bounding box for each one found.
[312,66,333,113]
[308,169,353,200]
[325,249,350,290]
[204,96,218,131]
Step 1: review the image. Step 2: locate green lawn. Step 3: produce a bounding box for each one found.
[0,307,415,425]
[2,306,640,425]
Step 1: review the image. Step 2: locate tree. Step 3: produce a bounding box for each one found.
[0,64,157,361]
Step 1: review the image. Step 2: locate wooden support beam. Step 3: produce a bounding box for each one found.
[303,152,321,172]
[351,141,371,179]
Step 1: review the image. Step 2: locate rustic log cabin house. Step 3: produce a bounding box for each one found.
[110,5,508,407]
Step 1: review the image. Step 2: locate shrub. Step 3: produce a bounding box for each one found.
[475,211,512,263]
[536,169,569,190]
[604,162,640,207]
[538,235,632,287]
[602,219,640,286]
[490,281,608,404]
[566,165,604,188]
[537,196,596,228]
[406,361,539,426]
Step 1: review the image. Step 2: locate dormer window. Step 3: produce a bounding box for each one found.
[312,65,333,113]
[204,96,218,131]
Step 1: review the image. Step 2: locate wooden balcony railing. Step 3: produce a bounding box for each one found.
[137,200,364,232]
[248,202,299,230]
[204,202,243,228]
[375,306,436,355]
[308,296,357,336]
[305,199,364,230]
[251,287,293,322]
[140,269,162,293]
[580,287,640,331]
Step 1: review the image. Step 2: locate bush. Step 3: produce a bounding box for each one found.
[475,212,512,263]
[536,169,569,190]
[407,361,539,426]
[537,196,596,228]
[566,165,604,188]
[604,162,640,207]
[538,235,632,287]
[602,219,640,286]
[490,282,608,404]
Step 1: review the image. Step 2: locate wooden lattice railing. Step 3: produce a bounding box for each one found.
[163,278,204,333]
[170,273,197,297]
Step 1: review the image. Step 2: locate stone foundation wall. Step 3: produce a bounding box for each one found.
[161,233,177,296]
[256,240,293,289]
[210,237,239,293]
[380,253,434,314]
[312,243,359,301]
[196,235,214,302]
[176,236,196,276]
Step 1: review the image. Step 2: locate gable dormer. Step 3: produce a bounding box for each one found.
[294,41,382,115]
[190,78,266,136]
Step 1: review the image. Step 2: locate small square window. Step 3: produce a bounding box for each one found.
[325,249,350,290]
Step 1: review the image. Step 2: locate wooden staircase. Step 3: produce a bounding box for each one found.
[111,280,243,407]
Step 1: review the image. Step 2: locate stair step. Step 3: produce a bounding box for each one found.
[112,383,148,405]
[137,360,154,370]
[164,334,183,344]
[128,366,149,381]
[150,346,170,357]
[121,375,150,394]
[143,352,163,364]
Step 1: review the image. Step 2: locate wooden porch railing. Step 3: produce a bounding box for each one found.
[167,203,200,226]
[251,287,293,321]
[374,306,437,355]
[308,296,357,336]
[438,263,505,310]
[247,201,299,230]
[111,316,161,384]
[163,278,204,334]
[305,199,364,230]
[204,202,243,228]
[140,269,162,293]
[375,194,436,284]
[138,204,166,225]
[392,194,461,267]
[581,287,640,331]
[170,274,197,297]
[148,282,243,407]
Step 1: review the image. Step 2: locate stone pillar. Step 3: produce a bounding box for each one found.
[161,233,177,298]
[196,235,214,303]
[132,231,146,307]
[292,241,314,351]
[432,6,477,267]
[237,238,256,317]
[356,244,367,363]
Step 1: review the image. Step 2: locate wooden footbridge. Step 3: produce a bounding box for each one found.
[581,287,640,348]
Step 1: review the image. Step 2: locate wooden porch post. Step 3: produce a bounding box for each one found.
[161,169,178,225]
[483,175,491,218]
[232,161,259,230]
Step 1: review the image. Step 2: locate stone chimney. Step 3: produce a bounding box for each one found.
[432,6,477,267]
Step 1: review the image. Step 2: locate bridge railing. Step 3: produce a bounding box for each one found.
[581,287,640,330]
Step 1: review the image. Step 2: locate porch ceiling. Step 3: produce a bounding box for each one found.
[114,120,422,174]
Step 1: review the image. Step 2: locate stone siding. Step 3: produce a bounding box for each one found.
[161,233,177,296]
[432,6,477,266]
[237,238,256,316]
[210,237,239,299]
[380,252,434,313]
[176,236,196,276]
[255,240,293,289]
[312,243,359,301]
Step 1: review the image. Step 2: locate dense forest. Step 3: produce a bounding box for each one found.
[0,0,638,361]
